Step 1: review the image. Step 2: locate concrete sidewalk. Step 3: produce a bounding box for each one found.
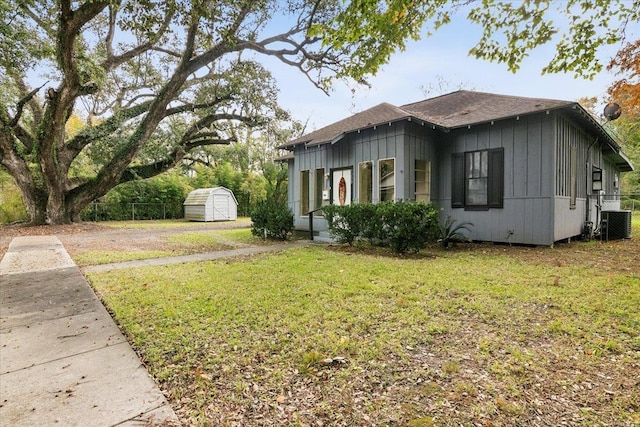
[0,236,179,427]
[82,241,311,273]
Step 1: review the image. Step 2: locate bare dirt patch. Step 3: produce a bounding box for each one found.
[0,221,251,260]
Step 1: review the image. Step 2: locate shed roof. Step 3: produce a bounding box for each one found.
[184,187,237,206]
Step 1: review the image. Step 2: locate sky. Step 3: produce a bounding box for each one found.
[261,5,640,133]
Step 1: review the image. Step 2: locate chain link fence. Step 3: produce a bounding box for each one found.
[617,194,639,212]
[81,202,184,222]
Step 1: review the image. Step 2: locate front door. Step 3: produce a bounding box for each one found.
[331,168,352,206]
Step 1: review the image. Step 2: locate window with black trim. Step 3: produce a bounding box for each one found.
[452,148,504,209]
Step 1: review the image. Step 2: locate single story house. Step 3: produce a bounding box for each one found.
[278,91,633,246]
[184,187,238,221]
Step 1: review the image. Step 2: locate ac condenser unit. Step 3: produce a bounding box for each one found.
[602,210,632,240]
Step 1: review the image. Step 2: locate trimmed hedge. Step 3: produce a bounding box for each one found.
[322,201,440,253]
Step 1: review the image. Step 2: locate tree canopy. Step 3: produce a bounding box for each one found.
[608,40,640,118]
[1,0,638,224]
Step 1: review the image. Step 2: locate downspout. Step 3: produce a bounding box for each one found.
[584,138,599,236]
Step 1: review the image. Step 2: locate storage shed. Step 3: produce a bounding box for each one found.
[184,187,238,221]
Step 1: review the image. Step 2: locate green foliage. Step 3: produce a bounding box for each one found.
[313,0,450,84]
[606,110,640,197]
[0,169,28,224]
[250,200,294,241]
[81,172,190,221]
[438,216,474,248]
[314,0,639,84]
[323,201,440,253]
[379,201,440,253]
[466,0,639,79]
[262,162,288,204]
[322,203,369,246]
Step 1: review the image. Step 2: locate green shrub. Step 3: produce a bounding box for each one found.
[250,200,294,240]
[323,201,439,253]
[378,201,440,253]
[322,204,364,245]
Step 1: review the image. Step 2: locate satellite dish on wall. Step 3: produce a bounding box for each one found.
[603,102,622,121]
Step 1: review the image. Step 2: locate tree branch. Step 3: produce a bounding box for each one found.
[182,156,214,168]
[18,3,56,39]
[1,102,36,155]
[184,137,234,151]
[14,75,45,127]
[162,96,234,118]
[181,112,260,145]
[235,34,333,93]
[63,101,153,155]
[101,5,174,71]
[9,82,48,128]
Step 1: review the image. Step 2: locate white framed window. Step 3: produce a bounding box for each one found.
[379,158,395,202]
[358,161,373,203]
[415,160,431,202]
[466,150,489,206]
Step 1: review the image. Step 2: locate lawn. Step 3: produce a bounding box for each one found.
[85,220,640,426]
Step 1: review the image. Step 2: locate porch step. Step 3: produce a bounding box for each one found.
[312,231,338,244]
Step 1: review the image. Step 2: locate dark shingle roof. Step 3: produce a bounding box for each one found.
[401,90,572,128]
[280,91,573,149]
[282,102,411,148]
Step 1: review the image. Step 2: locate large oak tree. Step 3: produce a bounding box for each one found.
[1,0,638,224]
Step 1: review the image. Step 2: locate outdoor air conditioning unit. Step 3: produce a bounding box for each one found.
[601,210,632,240]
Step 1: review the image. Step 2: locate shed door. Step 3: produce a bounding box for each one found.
[213,194,230,219]
[331,169,352,206]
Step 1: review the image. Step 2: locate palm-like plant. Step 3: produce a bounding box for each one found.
[438,216,474,248]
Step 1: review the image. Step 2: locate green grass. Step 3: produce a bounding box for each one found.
[86,228,640,426]
[164,231,235,249]
[73,249,177,266]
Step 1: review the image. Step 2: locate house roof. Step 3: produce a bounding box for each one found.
[283,102,411,148]
[400,90,572,128]
[279,90,632,171]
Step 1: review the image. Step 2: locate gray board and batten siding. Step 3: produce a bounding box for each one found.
[282,91,633,246]
[288,121,440,233]
[437,113,555,246]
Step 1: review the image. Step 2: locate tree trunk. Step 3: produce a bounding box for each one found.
[14,180,48,225]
